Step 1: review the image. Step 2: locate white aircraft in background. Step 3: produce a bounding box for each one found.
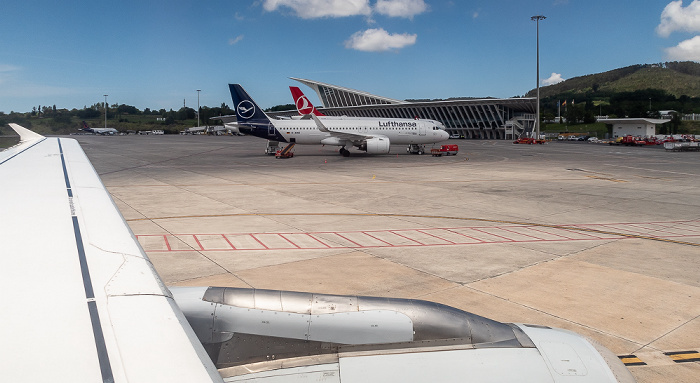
[229,84,449,156]
[80,120,119,135]
[0,123,636,382]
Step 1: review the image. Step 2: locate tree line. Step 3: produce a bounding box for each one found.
[0,102,240,134]
[541,88,700,125]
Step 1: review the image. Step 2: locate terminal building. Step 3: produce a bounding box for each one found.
[269,78,537,140]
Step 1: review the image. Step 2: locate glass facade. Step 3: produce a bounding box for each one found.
[276,78,537,139]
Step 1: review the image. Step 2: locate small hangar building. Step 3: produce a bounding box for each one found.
[598,118,669,138]
[270,78,537,140]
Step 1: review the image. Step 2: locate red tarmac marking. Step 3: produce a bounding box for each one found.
[361,232,395,246]
[192,235,205,251]
[249,234,269,250]
[388,230,424,245]
[221,234,236,250]
[416,229,457,244]
[163,235,172,251]
[137,220,700,252]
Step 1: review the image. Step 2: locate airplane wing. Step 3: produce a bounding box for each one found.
[209,115,238,124]
[0,124,223,383]
[310,114,379,144]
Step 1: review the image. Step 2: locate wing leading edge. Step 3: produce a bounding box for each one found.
[0,125,222,383]
[310,113,382,145]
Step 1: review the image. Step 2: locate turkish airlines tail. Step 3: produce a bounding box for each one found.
[290,86,325,116]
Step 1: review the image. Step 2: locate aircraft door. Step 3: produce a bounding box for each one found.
[419,124,426,136]
[268,123,276,136]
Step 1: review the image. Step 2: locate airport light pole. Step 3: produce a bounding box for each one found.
[531,15,546,140]
[104,94,108,130]
[197,89,201,127]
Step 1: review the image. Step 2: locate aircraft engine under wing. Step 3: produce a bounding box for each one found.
[0,125,223,383]
[173,286,636,383]
[360,136,390,154]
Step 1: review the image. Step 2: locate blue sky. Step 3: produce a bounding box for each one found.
[1,0,699,113]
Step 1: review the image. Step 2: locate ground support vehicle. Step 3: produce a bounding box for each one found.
[664,141,700,151]
[275,143,295,158]
[513,137,545,144]
[407,144,426,155]
[431,145,459,156]
[609,136,645,146]
[265,141,280,155]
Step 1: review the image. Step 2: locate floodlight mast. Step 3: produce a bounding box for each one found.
[197,89,201,127]
[104,94,108,130]
[531,15,546,140]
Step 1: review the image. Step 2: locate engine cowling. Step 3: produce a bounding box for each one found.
[224,123,241,135]
[361,136,390,154]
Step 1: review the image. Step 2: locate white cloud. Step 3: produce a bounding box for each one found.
[0,65,21,85]
[665,35,700,60]
[262,0,371,19]
[375,0,428,19]
[344,28,417,52]
[0,64,20,73]
[262,0,428,19]
[542,72,565,86]
[657,0,700,37]
[228,35,244,45]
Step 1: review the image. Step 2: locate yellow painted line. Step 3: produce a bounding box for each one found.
[586,175,627,183]
[105,178,606,188]
[665,351,700,363]
[618,355,646,366]
[126,213,700,248]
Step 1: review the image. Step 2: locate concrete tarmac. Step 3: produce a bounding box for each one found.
[75,134,700,382]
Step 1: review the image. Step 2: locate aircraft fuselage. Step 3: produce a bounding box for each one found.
[250,117,447,145]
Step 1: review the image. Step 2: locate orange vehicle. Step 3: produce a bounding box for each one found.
[513,137,545,144]
[275,143,295,158]
[609,135,645,146]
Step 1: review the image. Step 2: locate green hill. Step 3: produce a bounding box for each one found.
[527,61,700,98]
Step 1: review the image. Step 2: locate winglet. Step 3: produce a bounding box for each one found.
[310,114,330,133]
[8,123,44,143]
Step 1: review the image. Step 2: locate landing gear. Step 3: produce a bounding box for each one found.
[339,147,350,157]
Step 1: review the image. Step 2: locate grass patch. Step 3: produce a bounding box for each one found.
[542,122,608,137]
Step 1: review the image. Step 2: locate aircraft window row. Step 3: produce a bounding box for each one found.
[284,127,418,130]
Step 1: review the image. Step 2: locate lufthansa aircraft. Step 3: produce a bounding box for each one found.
[1,123,636,382]
[229,84,449,156]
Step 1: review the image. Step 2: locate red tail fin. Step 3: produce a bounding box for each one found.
[290,86,325,116]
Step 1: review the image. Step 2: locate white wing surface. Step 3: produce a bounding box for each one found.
[0,126,222,383]
[310,114,377,142]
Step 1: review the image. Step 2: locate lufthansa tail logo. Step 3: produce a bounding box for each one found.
[237,100,256,119]
[295,96,314,115]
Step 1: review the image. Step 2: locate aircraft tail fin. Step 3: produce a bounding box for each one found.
[228,84,271,126]
[290,86,325,116]
[81,121,92,132]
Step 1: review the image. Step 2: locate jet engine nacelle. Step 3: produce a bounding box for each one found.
[361,137,390,154]
[171,286,637,383]
[224,123,241,135]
